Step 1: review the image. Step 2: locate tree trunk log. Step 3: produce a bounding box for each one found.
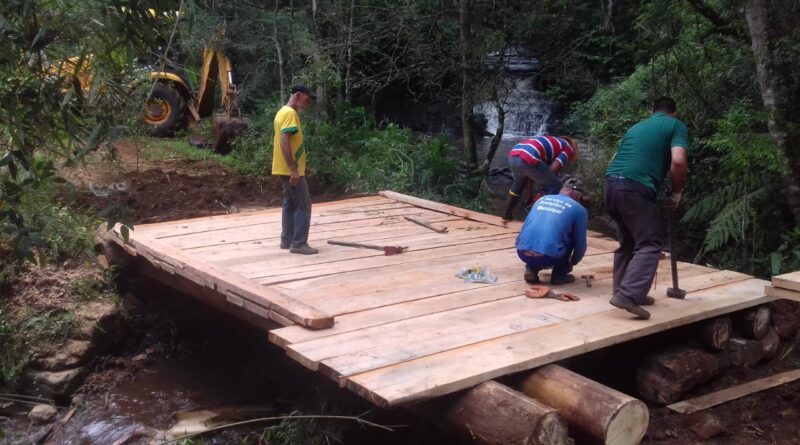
[759,327,781,361]
[745,0,800,225]
[771,308,800,339]
[728,338,765,368]
[442,381,569,445]
[521,365,648,445]
[636,347,729,405]
[691,317,732,350]
[733,305,771,339]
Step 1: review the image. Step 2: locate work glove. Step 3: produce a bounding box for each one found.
[667,190,683,210]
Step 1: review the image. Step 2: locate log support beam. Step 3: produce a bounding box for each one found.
[521,365,648,445]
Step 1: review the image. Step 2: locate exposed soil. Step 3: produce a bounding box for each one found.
[61,140,339,225]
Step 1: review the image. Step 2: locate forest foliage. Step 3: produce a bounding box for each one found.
[1,0,799,277]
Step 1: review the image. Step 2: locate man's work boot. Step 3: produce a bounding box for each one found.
[280,242,290,249]
[502,193,521,221]
[524,267,540,284]
[609,294,651,320]
[550,274,576,285]
[640,296,656,306]
[290,244,319,255]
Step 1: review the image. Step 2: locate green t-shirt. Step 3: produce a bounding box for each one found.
[606,112,689,192]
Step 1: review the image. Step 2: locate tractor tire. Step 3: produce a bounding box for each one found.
[144,82,187,137]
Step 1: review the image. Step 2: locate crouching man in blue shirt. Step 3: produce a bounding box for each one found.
[516,178,588,285]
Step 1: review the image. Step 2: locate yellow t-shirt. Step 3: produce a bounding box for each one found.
[271,105,306,176]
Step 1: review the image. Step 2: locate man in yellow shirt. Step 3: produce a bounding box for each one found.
[273,84,317,254]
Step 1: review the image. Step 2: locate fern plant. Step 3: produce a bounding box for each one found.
[681,101,788,274]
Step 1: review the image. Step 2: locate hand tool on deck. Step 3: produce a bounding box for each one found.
[327,240,408,256]
[403,216,448,233]
[580,274,595,287]
[666,211,686,299]
[525,285,580,302]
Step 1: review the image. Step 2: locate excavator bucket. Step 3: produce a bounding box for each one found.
[212,113,250,154]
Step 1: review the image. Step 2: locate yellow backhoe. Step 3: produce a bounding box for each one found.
[53,27,249,153]
[144,47,249,152]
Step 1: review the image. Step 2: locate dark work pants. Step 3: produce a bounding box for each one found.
[603,176,662,304]
[280,176,311,248]
[516,248,574,279]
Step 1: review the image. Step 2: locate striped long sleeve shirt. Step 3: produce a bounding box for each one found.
[508,135,575,167]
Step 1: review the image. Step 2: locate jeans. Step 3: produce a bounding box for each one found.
[603,175,662,304]
[516,248,574,279]
[280,176,311,248]
[508,156,562,197]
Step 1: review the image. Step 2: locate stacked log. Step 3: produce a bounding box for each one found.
[442,381,569,445]
[771,305,799,339]
[690,316,732,350]
[636,347,729,405]
[733,305,771,339]
[521,365,649,445]
[727,338,764,368]
[759,328,781,361]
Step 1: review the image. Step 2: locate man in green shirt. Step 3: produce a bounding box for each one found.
[604,97,689,319]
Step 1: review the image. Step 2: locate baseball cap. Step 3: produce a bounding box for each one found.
[290,84,317,100]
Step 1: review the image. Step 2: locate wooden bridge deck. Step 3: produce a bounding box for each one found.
[110,191,773,407]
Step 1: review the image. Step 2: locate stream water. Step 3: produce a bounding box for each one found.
[26,281,451,445]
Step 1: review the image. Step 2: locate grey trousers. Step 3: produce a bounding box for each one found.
[603,175,662,304]
[280,176,311,248]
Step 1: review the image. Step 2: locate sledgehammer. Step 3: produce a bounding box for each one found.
[666,211,686,299]
[328,240,408,256]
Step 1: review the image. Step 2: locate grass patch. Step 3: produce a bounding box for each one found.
[0,308,78,390]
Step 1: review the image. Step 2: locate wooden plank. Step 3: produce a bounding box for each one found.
[274,235,619,293]
[207,221,513,268]
[772,271,800,292]
[346,277,770,406]
[380,190,520,229]
[242,236,520,284]
[138,195,392,238]
[181,213,462,252]
[292,252,680,316]
[667,368,800,414]
[158,207,451,247]
[312,270,753,379]
[765,285,800,302]
[188,215,463,261]
[111,227,334,329]
[214,230,516,273]
[269,260,710,348]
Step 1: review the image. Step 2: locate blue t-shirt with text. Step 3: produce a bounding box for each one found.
[515,194,588,262]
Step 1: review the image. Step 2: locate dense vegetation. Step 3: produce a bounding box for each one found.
[1,0,799,276]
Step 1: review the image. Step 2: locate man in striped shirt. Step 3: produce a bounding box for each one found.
[502,135,578,222]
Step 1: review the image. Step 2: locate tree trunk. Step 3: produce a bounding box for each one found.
[733,305,771,339]
[344,0,355,102]
[728,337,765,368]
[441,381,569,445]
[759,327,780,361]
[457,0,478,168]
[521,365,649,445]
[636,347,729,405]
[744,0,800,225]
[273,0,285,96]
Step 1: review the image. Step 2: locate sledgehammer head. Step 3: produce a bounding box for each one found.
[667,287,686,299]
